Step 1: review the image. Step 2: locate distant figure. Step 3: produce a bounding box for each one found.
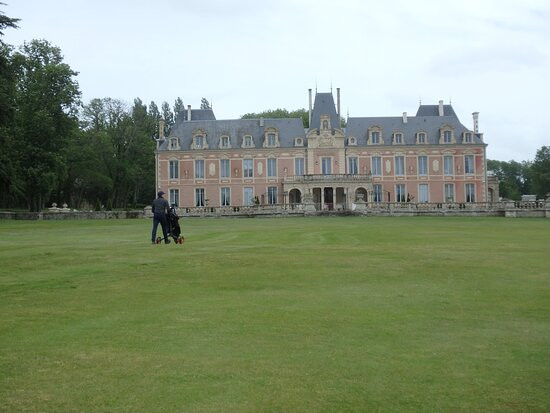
[151,191,170,244]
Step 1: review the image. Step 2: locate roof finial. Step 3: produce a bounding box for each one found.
[330,79,333,93]
[419,97,422,105]
[315,80,317,93]
[346,107,349,120]
[449,97,452,105]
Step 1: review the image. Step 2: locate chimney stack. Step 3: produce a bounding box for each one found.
[472,112,479,133]
[308,88,312,128]
[187,105,191,121]
[336,88,341,125]
[438,100,444,116]
[402,112,408,123]
[159,119,165,139]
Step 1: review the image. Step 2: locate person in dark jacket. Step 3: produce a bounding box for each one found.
[151,191,171,244]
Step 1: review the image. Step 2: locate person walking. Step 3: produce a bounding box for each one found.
[151,191,171,244]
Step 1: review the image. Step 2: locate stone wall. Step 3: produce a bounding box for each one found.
[0,211,144,220]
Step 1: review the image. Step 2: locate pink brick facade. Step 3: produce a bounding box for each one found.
[156,92,488,209]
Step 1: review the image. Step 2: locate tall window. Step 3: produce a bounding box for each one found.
[267,158,277,177]
[348,157,358,175]
[295,158,304,176]
[195,159,204,179]
[443,130,452,143]
[321,157,331,175]
[267,186,277,204]
[243,187,253,205]
[220,159,230,178]
[169,189,179,207]
[444,155,453,175]
[418,132,426,144]
[169,160,179,179]
[371,131,380,144]
[395,156,404,176]
[372,156,382,176]
[418,184,428,203]
[418,156,428,176]
[373,184,382,203]
[464,155,474,174]
[221,187,230,206]
[466,183,475,202]
[444,183,454,202]
[396,184,406,202]
[243,159,253,178]
[195,188,205,207]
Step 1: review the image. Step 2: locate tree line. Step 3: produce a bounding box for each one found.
[1,5,548,211]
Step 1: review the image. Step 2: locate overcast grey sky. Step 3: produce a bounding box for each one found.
[3,0,549,161]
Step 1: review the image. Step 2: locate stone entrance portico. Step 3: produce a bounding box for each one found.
[283,174,373,210]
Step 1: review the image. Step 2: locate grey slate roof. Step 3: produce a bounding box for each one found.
[310,92,340,130]
[161,117,306,150]
[416,104,457,117]
[177,109,216,121]
[346,114,482,146]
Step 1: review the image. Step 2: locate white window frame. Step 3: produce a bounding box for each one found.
[372,156,382,176]
[295,158,305,176]
[243,159,253,178]
[321,157,332,175]
[394,133,403,144]
[444,155,454,175]
[417,132,426,144]
[418,156,428,176]
[443,130,452,143]
[220,159,230,178]
[348,157,358,175]
[418,183,429,203]
[267,186,277,204]
[396,184,406,202]
[395,156,405,176]
[465,183,475,202]
[169,188,179,207]
[169,160,179,179]
[444,183,454,202]
[195,188,205,207]
[267,158,277,177]
[464,155,475,174]
[220,187,230,206]
[195,159,204,179]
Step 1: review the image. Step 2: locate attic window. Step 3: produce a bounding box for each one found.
[219,135,231,149]
[194,135,204,148]
[348,137,357,146]
[443,131,452,143]
[294,137,303,147]
[242,135,254,148]
[169,137,179,150]
[262,129,280,148]
[417,132,426,144]
[267,133,276,146]
[464,132,472,143]
[394,133,403,144]
[371,131,380,144]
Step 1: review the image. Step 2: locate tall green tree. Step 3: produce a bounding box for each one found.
[0,2,19,42]
[529,146,550,198]
[173,97,184,122]
[487,159,530,200]
[241,108,310,128]
[200,97,211,110]
[12,39,81,211]
[161,101,173,136]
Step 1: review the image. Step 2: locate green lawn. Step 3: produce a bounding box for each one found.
[0,217,549,412]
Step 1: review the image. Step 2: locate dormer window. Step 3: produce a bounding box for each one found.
[262,128,280,148]
[194,136,203,148]
[348,137,357,146]
[242,135,254,148]
[322,120,329,130]
[417,132,427,144]
[191,129,209,150]
[368,126,384,145]
[169,137,179,150]
[439,126,455,144]
[394,133,403,144]
[320,115,331,130]
[464,132,472,143]
[219,135,231,149]
[294,137,304,147]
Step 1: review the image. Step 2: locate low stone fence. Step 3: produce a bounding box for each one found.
[0,210,144,220]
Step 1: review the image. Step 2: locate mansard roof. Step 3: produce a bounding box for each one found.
[346,112,482,145]
[310,92,341,131]
[416,104,457,117]
[177,108,217,121]
[161,117,306,150]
